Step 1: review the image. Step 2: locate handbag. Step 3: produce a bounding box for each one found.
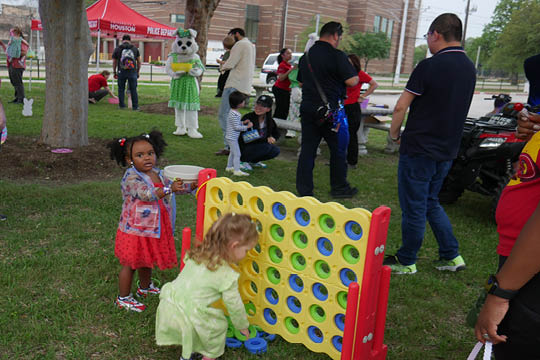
[242,128,262,143]
[306,50,333,128]
[467,341,492,360]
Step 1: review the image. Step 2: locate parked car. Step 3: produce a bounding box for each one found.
[259,52,304,85]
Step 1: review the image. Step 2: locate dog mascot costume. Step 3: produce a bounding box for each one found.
[166,28,205,138]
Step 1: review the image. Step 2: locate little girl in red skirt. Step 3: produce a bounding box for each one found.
[108,130,195,312]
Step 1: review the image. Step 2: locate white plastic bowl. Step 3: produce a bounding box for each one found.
[164,165,204,182]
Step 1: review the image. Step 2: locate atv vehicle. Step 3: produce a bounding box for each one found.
[438,95,529,218]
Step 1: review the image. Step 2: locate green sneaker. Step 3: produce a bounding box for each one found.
[383,255,417,274]
[434,255,466,272]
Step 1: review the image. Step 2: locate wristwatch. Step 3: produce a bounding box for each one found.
[485,275,518,300]
[390,134,401,142]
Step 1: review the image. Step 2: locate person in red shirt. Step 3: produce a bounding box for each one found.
[0,27,29,104]
[272,48,294,120]
[88,70,117,104]
[344,54,378,167]
[474,118,540,357]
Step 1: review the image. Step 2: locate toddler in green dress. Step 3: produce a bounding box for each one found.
[156,213,258,360]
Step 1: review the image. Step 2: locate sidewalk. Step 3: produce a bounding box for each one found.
[3,64,527,98]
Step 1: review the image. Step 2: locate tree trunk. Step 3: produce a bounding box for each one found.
[185,0,221,68]
[510,71,518,86]
[39,0,93,147]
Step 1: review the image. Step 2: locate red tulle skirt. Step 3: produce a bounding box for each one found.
[115,197,178,270]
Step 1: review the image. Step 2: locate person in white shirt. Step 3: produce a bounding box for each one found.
[215,28,256,156]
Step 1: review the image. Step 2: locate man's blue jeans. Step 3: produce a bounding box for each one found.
[217,87,237,148]
[117,70,139,109]
[396,154,459,265]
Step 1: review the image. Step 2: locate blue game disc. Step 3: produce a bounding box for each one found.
[225,337,243,348]
[245,337,267,354]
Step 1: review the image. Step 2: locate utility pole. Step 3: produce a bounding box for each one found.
[280,0,289,48]
[393,0,409,85]
[475,45,481,69]
[462,0,471,47]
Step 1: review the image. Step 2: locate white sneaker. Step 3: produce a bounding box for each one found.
[187,129,203,139]
[173,128,187,136]
[115,294,146,312]
[233,170,250,176]
[225,167,234,172]
[240,162,253,171]
[250,162,267,169]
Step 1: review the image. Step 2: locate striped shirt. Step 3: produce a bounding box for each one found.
[226,109,249,141]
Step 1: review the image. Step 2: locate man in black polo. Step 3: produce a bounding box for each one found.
[384,13,476,274]
[296,21,359,198]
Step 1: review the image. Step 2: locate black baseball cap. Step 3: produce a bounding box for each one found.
[256,95,273,108]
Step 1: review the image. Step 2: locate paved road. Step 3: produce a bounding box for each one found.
[367,92,528,119]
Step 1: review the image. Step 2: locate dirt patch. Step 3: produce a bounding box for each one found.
[0,135,125,184]
[140,101,217,116]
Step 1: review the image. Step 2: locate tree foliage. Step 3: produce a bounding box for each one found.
[481,0,527,71]
[414,44,427,67]
[295,16,352,53]
[343,32,391,72]
[490,0,540,74]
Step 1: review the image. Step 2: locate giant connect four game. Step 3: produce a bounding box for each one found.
[183,171,391,360]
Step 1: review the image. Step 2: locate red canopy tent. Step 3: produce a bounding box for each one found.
[32,0,177,68]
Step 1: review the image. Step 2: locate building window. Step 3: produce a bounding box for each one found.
[387,20,394,38]
[374,15,393,38]
[170,14,185,24]
[373,16,380,32]
[245,5,259,43]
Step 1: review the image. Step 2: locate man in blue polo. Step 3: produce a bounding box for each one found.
[384,13,476,274]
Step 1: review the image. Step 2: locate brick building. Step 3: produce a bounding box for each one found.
[0,3,38,44]
[0,0,421,75]
[121,0,421,74]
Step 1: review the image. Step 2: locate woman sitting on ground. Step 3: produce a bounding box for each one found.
[238,95,281,170]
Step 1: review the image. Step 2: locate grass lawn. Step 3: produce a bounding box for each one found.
[0,83,499,359]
